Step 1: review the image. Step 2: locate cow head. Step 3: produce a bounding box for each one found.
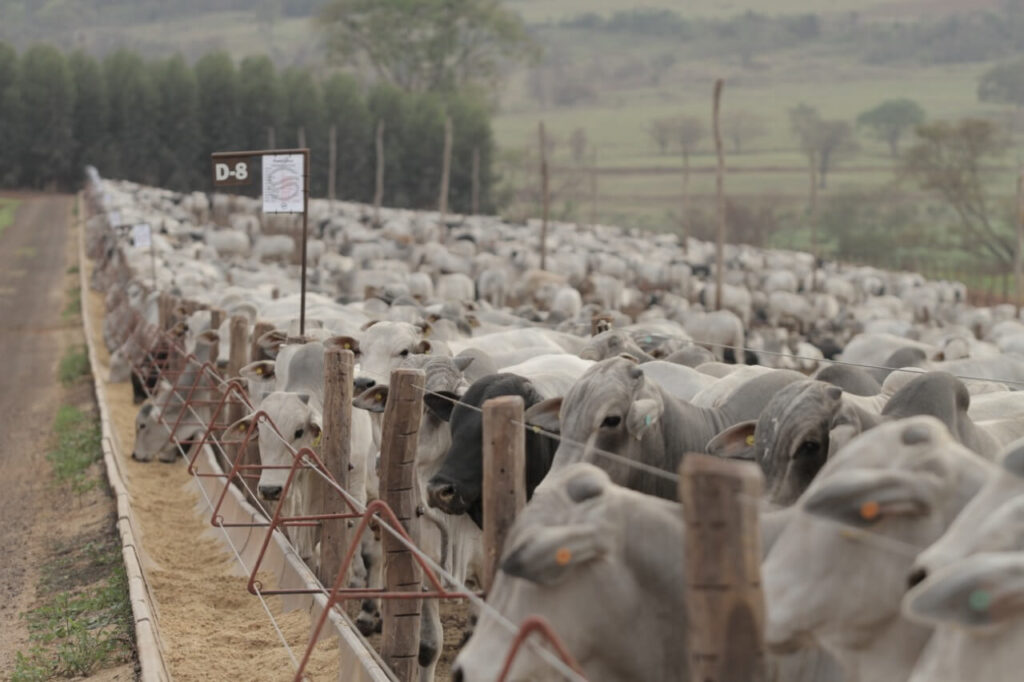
[131,398,178,463]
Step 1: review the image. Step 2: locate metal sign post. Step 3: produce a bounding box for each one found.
[211,148,311,336]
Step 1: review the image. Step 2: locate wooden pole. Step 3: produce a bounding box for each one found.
[590,148,598,229]
[1016,170,1024,314]
[712,79,726,312]
[317,348,354,587]
[471,146,481,215]
[328,124,337,208]
[438,115,453,233]
[679,454,766,682]
[538,121,550,271]
[209,308,225,333]
[297,126,306,150]
[267,126,276,149]
[374,120,385,227]
[226,315,251,486]
[378,369,425,680]
[481,396,526,593]
[227,316,248,382]
[299,148,309,336]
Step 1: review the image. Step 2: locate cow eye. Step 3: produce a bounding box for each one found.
[139,423,146,430]
[794,441,819,459]
[601,415,621,428]
[294,428,304,439]
[399,349,410,357]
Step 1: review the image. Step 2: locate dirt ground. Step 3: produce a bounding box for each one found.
[0,194,134,680]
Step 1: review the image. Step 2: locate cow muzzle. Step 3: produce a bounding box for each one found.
[259,485,283,501]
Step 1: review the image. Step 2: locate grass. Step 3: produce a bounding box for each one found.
[0,197,20,236]
[62,286,81,321]
[47,404,103,495]
[58,346,91,387]
[12,537,134,681]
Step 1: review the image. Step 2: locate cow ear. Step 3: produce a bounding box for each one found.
[354,385,389,413]
[327,335,360,354]
[423,391,458,422]
[500,524,608,586]
[226,414,259,441]
[904,553,1024,629]
[803,469,933,528]
[706,420,757,459]
[416,320,433,338]
[240,360,276,381]
[297,393,311,406]
[139,402,155,418]
[626,398,661,439]
[525,397,562,436]
[257,330,288,359]
[416,339,432,355]
[361,319,381,331]
[453,355,474,373]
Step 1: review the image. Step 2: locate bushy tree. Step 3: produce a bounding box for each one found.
[104,49,159,184]
[322,72,371,201]
[0,41,22,185]
[237,55,284,150]
[280,67,326,194]
[195,52,239,157]
[18,44,75,188]
[790,103,857,190]
[68,51,108,181]
[152,55,200,190]
[978,58,1024,108]
[857,99,926,157]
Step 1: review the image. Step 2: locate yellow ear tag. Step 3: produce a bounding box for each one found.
[745,434,755,446]
[375,393,383,402]
[860,501,880,520]
[343,343,350,349]
[312,432,322,448]
[237,423,247,433]
[555,548,572,566]
[255,367,262,375]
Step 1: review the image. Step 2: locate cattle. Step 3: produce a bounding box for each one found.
[762,417,995,682]
[452,463,689,682]
[541,357,801,500]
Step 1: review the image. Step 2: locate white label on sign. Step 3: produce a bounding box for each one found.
[132,223,152,249]
[262,154,305,213]
[109,211,122,227]
[215,161,250,182]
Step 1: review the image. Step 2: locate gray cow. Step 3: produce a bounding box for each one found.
[535,356,802,500]
[453,463,689,682]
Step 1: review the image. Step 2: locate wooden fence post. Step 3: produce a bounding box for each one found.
[438,115,453,232]
[374,120,385,227]
[379,369,425,680]
[209,308,225,333]
[471,146,481,215]
[482,396,526,593]
[538,121,550,271]
[318,348,354,586]
[679,454,766,682]
[712,79,726,311]
[227,316,248,380]
[297,126,306,150]
[226,316,253,492]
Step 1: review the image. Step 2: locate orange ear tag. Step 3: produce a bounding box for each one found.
[555,548,572,566]
[859,501,880,520]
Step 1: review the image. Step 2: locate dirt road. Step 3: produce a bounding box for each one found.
[0,194,73,675]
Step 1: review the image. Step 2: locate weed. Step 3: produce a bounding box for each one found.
[47,405,102,494]
[62,286,81,321]
[58,346,90,387]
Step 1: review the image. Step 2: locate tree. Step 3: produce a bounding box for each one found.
[281,67,326,195]
[903,118,1013,267]
[104,49,159,184]
[790,104,857,190]
[317,0,536,93]
[152,55,200,190]
[648,117,674,155]
[676,115,704,159]
[195,52,239,160]
[237,55,285,151]
[0,41,22,186]
[722,110,766,153]
[857,99,926,158]
[68,51,109,183]
[18,44,75,189]
[978,58,1024,108]
[322,72,371,201]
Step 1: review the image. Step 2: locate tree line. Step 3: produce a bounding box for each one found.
[0,42,497,213]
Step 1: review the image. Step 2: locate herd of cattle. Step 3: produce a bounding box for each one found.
[83,167,1024,682]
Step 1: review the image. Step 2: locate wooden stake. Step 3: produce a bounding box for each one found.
[438,115,453,233]
[227,315,248,380]
[712,79,726,312]
[679,454,766,682]
[374,120,385,227]
[538,121,550,271]
[226,315,252,490]
[317,348,354,587]
[328,124,337,207]
[297,126,306,150]
[482,396,526,593]
[250,321,275,363]
[471,146,481,215]
[378,369,424,681]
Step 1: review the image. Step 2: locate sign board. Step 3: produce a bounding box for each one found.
[262,154,305,213]
[131,223,152,249]
[212,155,253,187]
